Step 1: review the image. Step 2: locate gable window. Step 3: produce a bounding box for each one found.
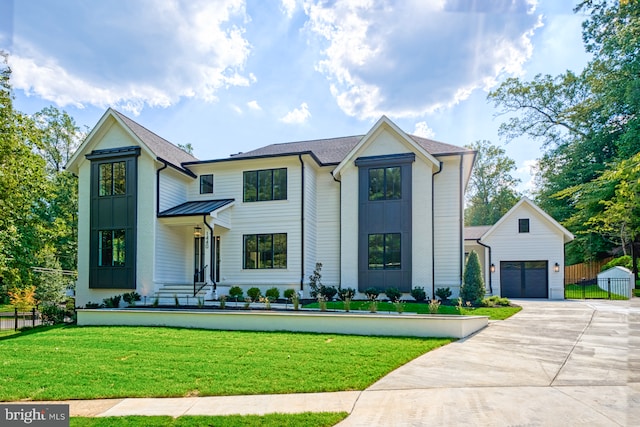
[243,233,287,269]
[368,166,401,200]
[99,161,126,196]
[98,230,126,267]
[368,233,401,270]
[243,168,287,202]
[519,218,530,233]
[200,174,214,194]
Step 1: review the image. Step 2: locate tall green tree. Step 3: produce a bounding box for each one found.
[464,140,520,226]
[461,250,485,303]
[488,0,640,264]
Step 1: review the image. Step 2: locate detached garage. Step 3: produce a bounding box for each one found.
[465,198,574,300]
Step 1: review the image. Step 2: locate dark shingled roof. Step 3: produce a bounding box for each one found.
[158,199,234,217]
[112,109,198,171]
[228,134,472,166]
[464,226,492,240]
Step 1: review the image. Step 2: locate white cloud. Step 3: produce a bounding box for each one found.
[247,100,262,110]
[280,102,310,124]
[302,0,542,119]
[9,0,252,115]
[280,0,297,18]
[413,121,436,139]
[230,104,243,114]
[517,159,539,193]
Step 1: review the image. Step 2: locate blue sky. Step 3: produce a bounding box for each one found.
[1,0,591,192]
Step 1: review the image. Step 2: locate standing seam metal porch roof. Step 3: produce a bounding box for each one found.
[158,199,234,217]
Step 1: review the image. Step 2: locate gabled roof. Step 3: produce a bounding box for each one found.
[158,199,234,217]
[480,197,574,243]
[214,121,471,167]
[66,108,197,176]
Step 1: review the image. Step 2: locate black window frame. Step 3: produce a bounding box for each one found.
[200,174,214,194]
[243,168,287,202]
[368,233,401,270]
[243,233,287,269]
[368,166,401,201]
[98,229,126,267]
[518,218,530,233]
[99,161,126,196]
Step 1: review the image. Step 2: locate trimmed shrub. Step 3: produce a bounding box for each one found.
[481,295,511,307]
[265,287,280,301]
[435,287,452,301]
[384,287,402,302]
[102,295,121,308]
[364,287,380,301]
[247,287,262,302]
[410,286,427,302]
[283,289,296,300]
[40,303,65,325]
[229,286,244,300]
[122,292,141,307]
[460,250,485,304]
[337,287,356,301]
[320,285,338,301]
[309,262,323,298]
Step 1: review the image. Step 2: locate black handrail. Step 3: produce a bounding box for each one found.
[193,265,208,297]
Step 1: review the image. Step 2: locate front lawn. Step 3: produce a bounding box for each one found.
[71,413,348,427]
[0,325,451,401]
[304,301,521,320]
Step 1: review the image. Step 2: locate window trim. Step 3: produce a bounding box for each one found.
[99,161,126,196]
[243,168,287,202]
[200,174,214,194]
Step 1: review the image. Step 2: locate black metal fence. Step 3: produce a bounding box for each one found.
[565,277,631,300]
[0,308,42,331]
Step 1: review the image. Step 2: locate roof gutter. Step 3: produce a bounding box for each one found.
[431,161,443,300]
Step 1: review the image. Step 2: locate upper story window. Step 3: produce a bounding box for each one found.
[200,174,214,194]
[368,166,401,201]
[518,218,530,233]
[99,161,126,196]
[243,168,287,202]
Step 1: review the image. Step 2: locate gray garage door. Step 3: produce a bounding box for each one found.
[500,261,548,298]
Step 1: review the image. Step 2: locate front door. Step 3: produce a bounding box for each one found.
[194,236,205,282]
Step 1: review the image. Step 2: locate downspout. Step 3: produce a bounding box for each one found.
[332,172,342,288]
[299,155,305,291]
[203,214,215,290]
[459,155,464,288]
[476,239,493,295]
[156,161,168,215]
[431,161,443,300]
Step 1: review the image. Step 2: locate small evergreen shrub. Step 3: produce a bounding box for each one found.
[364,287,380,301]
[122,292,141,307]
[229,286,244,300]
[460,250,485,304]
[309,262,323,298]
[337,287,356,301]
[85,301,101,309]
[283,289,296,300]
[410,286,427,302]
[265,287,280,301]
[320,285,338,301]
[247,287,262,302]
[40,303,65,325]
[435,287,452,301]
[481,296,511,307]
[385,287,402,302]
[102,295,121,308]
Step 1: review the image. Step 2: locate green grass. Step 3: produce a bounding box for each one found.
[564,284,628,300]
[70,413,348,427]
[0,325,451,401]
[304,301,521,320]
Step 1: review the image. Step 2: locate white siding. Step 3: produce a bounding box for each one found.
[315,166,341,287]
[433,155,464,297]
[304,159,318,287]
[483,203,566,299]
[159,168,189,212]
[155,225,192,284]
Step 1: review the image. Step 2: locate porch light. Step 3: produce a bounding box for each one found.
[554,262,560,272]
[194,226,202,237]
[490,264,495,273]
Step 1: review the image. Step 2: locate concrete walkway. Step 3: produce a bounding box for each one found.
[38,299,640,425]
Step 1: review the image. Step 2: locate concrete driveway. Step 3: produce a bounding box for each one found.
[338,299,639,426]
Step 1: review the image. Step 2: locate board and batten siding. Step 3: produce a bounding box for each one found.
[412,159,435,291]
[483,203,566,299]
[433,155,464,296]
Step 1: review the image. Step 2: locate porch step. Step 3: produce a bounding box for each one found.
[154,284,210,305]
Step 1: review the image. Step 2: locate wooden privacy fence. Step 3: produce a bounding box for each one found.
[564,257,613,285]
